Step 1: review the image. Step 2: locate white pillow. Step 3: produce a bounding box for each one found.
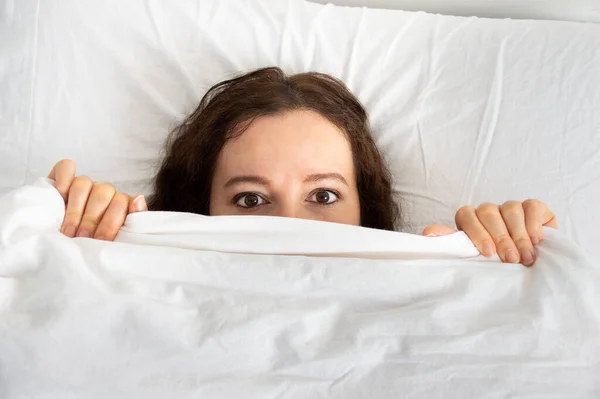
[2,0,599,258]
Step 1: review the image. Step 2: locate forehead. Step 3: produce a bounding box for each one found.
[216,110,354,174]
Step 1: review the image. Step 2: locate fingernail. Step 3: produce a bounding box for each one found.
[63,225,76,237]
[505,249,519,264]
[95,236,106,241]
[77,229,91,238]
[521,249,535,266]
[133,195,145,212]
[483,241,495,257]
[426,233,438,237]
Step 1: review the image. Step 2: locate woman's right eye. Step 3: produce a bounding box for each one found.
[234,193,267,209]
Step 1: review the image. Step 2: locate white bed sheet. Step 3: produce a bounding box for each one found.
[1,0,599,259]
[1,179,599,397]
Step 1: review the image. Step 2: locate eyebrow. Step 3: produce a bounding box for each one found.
[224,175,271,188]
[224,173,349,188]
[303,173,348,187]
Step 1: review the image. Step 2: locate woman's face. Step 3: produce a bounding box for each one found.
[209,110,361,226]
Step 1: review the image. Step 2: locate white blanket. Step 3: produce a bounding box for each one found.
[1,179,599,398]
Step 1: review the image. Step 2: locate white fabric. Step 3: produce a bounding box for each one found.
[1,179,599,397]
[2,0,600,259]
[309,0,600,24]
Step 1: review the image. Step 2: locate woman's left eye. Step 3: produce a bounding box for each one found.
[308,190,339,206]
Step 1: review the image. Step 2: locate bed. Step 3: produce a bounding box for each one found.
[1,0,599,396]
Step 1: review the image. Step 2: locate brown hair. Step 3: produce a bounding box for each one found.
[148,67,401,230]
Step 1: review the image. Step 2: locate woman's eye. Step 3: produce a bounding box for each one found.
[308,190,339,205]
[235,193,266,208]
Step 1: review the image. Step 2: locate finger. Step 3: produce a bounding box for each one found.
[48,159,76,202]
[422,224,458,237]
[61,176,94,237]
[128,194,148,214]
[94,192,130,241]
[76,182,117,238]
[455,205,496,257]
[522,199,558,245]
[500,201,535,267]
[476,203,520,264]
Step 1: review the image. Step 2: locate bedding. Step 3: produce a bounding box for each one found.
[1,179,599,397]
[1,0,599,260]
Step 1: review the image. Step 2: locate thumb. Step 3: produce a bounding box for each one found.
[128,194,148,213]
[422,224,458,237]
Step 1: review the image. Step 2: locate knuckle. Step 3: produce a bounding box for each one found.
[523,198,546,211]
[455,205,475,218]
[476,203,498,217]
[92,182,116,198]
[455,206,475,228]
[500,201,523,217]
[72,175,93,189]
[112,192,131,206]
[522,198,542,209]
[501,200,521,209]
[57,159,75,170]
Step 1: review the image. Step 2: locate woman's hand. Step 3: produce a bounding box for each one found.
[48,159,148,241]
[423,200,558,266]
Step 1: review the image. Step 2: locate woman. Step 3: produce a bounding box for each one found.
[48,67,557,266]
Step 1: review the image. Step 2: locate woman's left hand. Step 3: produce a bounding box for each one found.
[423,199,558,266]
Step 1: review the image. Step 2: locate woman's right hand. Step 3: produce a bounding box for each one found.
[48,159,148,241]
